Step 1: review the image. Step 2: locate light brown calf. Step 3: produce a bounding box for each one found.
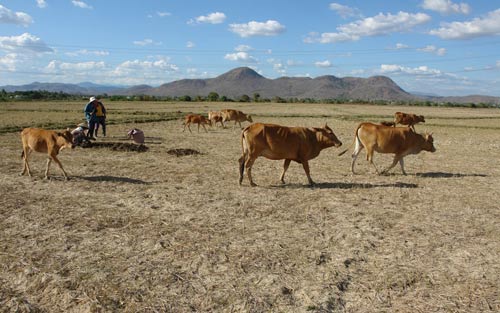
[183,114,211,133]
[394,112,425,131]
[208,111,225,128]
[220,109,253,129]
[342,122,436,175]
[20,128,74,180]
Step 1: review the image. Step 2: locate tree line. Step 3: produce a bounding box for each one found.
[1,89,497,108]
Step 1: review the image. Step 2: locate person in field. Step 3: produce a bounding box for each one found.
[127,128,145,144]
[84,96,98,140]
[71,122,90,146]
[94,99,107,137]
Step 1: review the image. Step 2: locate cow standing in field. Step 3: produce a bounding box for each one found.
[221,109,253,129]
[394,112,425,131]
[183,114,211,133]
[239,123,342,186]
[20,128,75,180]
[340,122,436,175]
[208,111,225,128]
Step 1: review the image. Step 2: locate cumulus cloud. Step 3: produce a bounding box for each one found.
[224,51,258,63]
[115,58,179,73]
[421,0,470,15]
[157,11,171,17]
[305,11,431,43]
[235,44,252,52]
[0,5,33,26]
[0,53,18,71]
[72,1,93,9]
[429,9,500,39]
[186,41,195,48]
[0,33,53,53]
[229,20,286,37]
[329,3,362,19]
[395,43,409,49]
[36,0,47,9]
[315,60,333,68]
[418,45,447,56]
[189,12,226,24]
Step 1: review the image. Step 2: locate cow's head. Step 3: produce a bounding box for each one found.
[58,129,75,150]
[423,132,436,152]
[247,115,253,123]
[315,124,342,148]
[419,115,426,123]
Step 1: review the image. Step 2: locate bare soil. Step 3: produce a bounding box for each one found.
[0,101,499,312]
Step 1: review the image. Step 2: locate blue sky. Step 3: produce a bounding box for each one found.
[1,0,499,96]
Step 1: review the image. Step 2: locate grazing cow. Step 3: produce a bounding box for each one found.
[394,112,425,131]
[239,123,342,186]
[340,122,435,175]
[183,114,211,133]
[20,128,75,180]
[208,111,225,128]
[221,109,253,129]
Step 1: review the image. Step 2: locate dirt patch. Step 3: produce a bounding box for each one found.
[82,141,148,152]
[166,148,202,156]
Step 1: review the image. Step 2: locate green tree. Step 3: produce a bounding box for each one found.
[207,91,220,102]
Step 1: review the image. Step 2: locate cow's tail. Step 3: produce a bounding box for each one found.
[21,150,25,158]
[338,123,363,156]
[238,127,250,184]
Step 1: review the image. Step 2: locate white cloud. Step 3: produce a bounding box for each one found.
[0,5,33,26]
[36,0,47,9]
[315,60,333,68]
[380,64,445,76]
[0,33,53,53]
[229,20,286,37]
[0,53,18,71]
[235,44,252,52]
[224,51,258,63]
[133,39,162,46]
[305,11,431,43]
[45,60,105,72]
[429,9,500,39]
[66,49,109,57]
[395,43,409,49]
[186,41,195,48]
[329,3,361,19]
[189,12,226,24]
[157,11,171,17]
[421,0,470,15]
[72,1,93,9]
[417,45,447,56]
[115,58,179,73]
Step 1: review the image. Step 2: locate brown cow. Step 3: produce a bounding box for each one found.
[221,109,253,129]
[394,112,425,131]
[183,114,211,133]
[208,111,225,128]
[239,123,342,186]
[341,122,435,175]
[20,128,75,180]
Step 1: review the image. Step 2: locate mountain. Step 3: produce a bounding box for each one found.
[137,67,417,101]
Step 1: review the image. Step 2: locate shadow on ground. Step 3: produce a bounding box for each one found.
[416,172,487,178]
[77,175,150,184]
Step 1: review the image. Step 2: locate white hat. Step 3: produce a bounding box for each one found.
[89,96,96,102]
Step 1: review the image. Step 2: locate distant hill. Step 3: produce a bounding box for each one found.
[2,67,499,104]
[138,67,418,101]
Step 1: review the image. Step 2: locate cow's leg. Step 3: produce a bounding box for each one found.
[187,124,192,133]
[239,155,246,185]
[280,159,291,184]
[301,161,314,186]
[366,148,380,175]
[21,148,32,177]
[381,155,403,175]
[197,123,200,133]
[399,158,407,175]
[245,157,257,187]
[182,123,187,132]
[351,137,364,174]
[50,153,69,180]
[202,124,208,133]
[44,157,52,179]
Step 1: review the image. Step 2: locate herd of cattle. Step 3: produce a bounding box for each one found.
[19,110,435,185]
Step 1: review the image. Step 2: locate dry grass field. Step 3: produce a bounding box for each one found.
[0,101,499,312]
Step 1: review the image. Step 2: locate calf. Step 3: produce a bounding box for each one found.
[20,128,75,180]
[239,123,342,186]
[183,114,211,133]
[343,122,435,175]
[221,109,253,129]
[394,112,425,131]
[208,111,225,128]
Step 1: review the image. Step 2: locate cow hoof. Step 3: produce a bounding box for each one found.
[250,182,257,187]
